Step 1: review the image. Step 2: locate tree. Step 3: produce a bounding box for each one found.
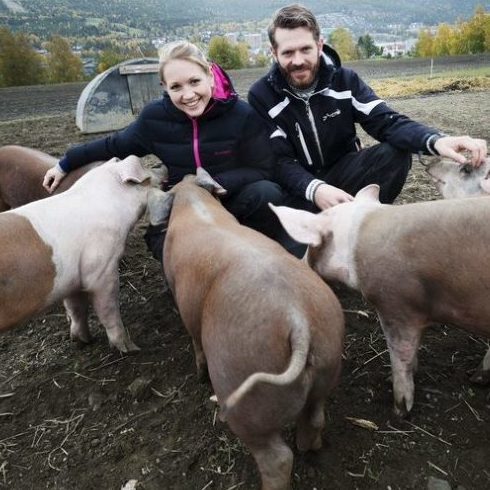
[0,27,46,87]
[45,35,84,83]
[414,29,435,57]
[208,36,244,69]
[328,28,359,61]
[357,34,383,59]
[97,50,128,73]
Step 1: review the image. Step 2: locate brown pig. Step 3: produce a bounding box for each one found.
[0,155,168,353]
[0,145,103,211]
[157,169,344,490]
[271,185,490,416]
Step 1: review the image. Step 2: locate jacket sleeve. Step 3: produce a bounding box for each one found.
[212,108,276,195]
[347,69,440,153]
[59,114,150,172]
[248,87,316,198]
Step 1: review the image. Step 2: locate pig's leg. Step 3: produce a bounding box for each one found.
[296,398,325,452]
[91,277,140,353]
[245,433,293,490]
[64,292,91,344]
[470,346,490,385]
[191,338,208,381]
[380,317,422,417]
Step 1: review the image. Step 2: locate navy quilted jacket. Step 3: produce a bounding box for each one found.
[60,66,275,194]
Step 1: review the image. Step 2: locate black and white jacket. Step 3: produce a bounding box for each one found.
[248,45,442,199]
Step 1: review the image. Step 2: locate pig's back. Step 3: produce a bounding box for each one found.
[357,198,490,331]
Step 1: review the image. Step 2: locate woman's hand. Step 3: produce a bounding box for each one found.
[43,164,67,193]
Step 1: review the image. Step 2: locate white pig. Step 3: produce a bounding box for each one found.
[425,157,490,199]
[271,185,490,416]
[0,155,167,353]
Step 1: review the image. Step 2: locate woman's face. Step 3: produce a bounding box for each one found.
[163,59,214,118]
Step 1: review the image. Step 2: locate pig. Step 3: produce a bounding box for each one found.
[271,185,490,416]
[0,145,104,211]
[157,168,344,490]
[0,155,168,353]
[425,156,490,385]
[425,156,490,199]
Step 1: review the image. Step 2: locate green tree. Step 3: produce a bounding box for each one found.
[328,28,359,61]
[0,27,46,87]
[208,36,243,69]
[45,35,84,83]
[357,34,383,59]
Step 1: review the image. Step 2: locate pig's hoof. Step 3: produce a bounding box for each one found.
[394,400,410,418]
[70,332,92,345]
[116,340,141,354]
[470,369,490,386]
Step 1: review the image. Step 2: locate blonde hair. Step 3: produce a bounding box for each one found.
[158,41,210,84]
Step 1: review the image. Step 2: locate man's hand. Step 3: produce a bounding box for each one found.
[313,183,354,210]
[43,165,67,193]
[434,136,487,167]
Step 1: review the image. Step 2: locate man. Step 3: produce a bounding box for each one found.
[248,4,488,256]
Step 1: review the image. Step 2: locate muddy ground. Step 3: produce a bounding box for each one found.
[0,59,489,490]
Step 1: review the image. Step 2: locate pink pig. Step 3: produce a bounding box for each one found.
[0,155,168,353]
[272,185,490,416]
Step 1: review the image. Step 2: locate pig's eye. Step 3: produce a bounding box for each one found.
[459,164,473,175]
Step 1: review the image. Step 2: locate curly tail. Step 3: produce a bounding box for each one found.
[220,313,310,421]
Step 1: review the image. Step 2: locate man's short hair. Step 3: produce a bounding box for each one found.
[268,3,321,48]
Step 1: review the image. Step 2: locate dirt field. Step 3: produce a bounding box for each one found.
[0,60,489,490]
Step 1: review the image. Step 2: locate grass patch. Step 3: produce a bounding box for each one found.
[371,68,490,98]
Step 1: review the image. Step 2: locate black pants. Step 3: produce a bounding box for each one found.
[276,143,412,257]
[144,179,284,263]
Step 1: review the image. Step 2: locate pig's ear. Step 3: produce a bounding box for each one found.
[195,167,227,196]
[269,204,326,246]
[355,184,380,202]
[147,188,175,225]
[119,155,151,184]
[149,163,169,187]
[479,177,490,195]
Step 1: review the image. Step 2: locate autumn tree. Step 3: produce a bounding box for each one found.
[45,35,84,83]
[208,36,244,69]
[328,28,359,61]
[0,27,46,87]
[97,50,128,73]
[415,7,489,57]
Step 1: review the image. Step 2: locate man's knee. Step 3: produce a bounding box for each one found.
[244,180,284,208]
[376,143,412,172]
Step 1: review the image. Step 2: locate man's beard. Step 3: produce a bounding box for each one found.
[280,60,320,90]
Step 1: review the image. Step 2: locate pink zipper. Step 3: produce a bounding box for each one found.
[190,101,216,169]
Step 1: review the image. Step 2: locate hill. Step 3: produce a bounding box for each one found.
[0,0,484,40]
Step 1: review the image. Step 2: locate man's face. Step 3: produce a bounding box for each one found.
[272,27,323,89]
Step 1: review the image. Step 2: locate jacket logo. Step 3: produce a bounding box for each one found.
[214,150,233,156]
[322,109,341,121]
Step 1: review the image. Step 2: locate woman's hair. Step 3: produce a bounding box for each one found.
[158,41,210,83]
[267,3,320,49]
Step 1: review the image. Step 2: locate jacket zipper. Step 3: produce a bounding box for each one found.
[191,118,203,168]
[284,88,326,167]
[305,99,325,166]
[295,122,314,166]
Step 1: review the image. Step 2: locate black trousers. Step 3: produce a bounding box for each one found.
[276,143,412,257]
[144,179,284,263]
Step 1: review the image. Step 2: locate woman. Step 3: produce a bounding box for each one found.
[43,41,282,262]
